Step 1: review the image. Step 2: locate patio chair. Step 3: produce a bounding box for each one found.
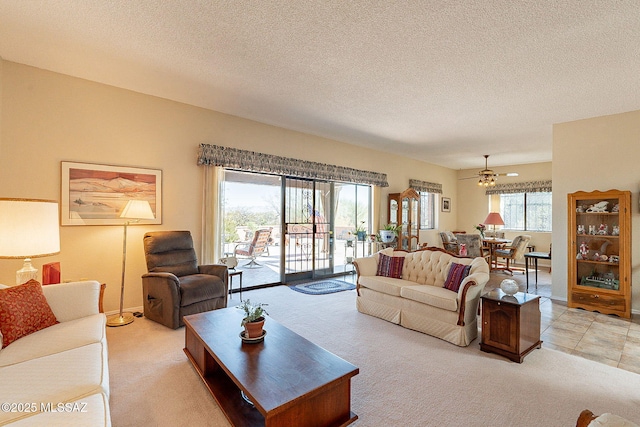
[494,235,531,275]
[234,228,272,267]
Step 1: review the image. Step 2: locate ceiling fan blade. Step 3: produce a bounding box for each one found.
[495,172,519,177]
[459,176,481,180]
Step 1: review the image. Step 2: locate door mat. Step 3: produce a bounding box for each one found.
[289,280,356,295]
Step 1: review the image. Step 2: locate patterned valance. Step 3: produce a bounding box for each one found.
[409,179,443,194]
[485,180,552,195]
[197,144,388,187]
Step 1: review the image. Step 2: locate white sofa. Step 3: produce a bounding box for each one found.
[0,281,110,426]
[354,247,490,346]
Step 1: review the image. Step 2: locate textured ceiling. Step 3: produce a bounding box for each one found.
[1,1,639,170]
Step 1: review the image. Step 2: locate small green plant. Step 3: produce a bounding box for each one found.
[382,223,402,235]
[353,221,367,234]
[238,299,269,326]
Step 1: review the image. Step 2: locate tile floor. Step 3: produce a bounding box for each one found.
[487,265,640,374]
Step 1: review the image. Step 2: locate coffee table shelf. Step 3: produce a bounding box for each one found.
[184,308,358,427]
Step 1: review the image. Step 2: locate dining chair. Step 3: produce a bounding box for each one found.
[494,235,532,275]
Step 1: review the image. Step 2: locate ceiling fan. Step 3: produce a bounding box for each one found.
[460,155,519,187]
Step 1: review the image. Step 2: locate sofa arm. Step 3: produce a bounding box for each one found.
[42,280,102,323]
[455,272,488,327]
[141,272,181,329]
[353,256,378,277]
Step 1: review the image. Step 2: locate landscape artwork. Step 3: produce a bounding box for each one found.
[61,162,162,225]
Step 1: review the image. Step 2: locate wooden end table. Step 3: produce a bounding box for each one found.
[480,290,542,363]
[184,308,359,427]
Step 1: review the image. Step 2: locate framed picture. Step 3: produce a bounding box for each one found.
[441,197,451,212]
[61,161,162,225]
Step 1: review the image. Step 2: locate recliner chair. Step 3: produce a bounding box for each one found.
[142,231,228,329]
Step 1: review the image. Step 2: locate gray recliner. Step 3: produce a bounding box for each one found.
[142,231,228,329]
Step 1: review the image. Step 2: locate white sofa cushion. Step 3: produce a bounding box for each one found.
[42,281,101,322]
[0,314,106,367]
[400,285,459,312]
[358,276,413,297]
[0,343,108,425]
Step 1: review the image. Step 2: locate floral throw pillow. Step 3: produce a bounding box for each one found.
[0,280,58,347]
[376,253,405,279]
[444,263,472,292]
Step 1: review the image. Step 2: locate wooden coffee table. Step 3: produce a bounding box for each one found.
[183,308,359,426]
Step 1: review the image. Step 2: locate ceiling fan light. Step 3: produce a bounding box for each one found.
[478,179,483,186]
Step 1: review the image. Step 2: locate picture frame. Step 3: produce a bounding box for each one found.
[61,161,162,226]
[441,197,451,213]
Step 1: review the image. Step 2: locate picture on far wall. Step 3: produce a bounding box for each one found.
[61,161,162,226]
[441,197,451,212]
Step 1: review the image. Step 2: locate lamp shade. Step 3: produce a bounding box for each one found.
[483,212,504,226]
[0,199,60,258]
[120,200,155,220]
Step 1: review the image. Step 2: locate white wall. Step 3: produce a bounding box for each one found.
[0,60,456,311]
[552,110,640,314]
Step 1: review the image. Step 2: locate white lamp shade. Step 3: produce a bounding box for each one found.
[120,200,155,220]
[0,199,61,258]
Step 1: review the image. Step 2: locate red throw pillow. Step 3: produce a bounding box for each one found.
[376,253,405,279]
[0,280,58,347]
[444,263,472,292]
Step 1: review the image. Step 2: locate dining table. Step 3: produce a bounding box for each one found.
[482,237,511,271]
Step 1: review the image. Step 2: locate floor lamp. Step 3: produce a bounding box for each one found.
[0,199,60,285]
[106,200,155,327]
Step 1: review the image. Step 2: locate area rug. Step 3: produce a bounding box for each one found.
[289,279,355,295]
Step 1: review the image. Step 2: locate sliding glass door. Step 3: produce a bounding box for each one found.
[222,170,371,288]
[282,178,333,282]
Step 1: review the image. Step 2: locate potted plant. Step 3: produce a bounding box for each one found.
[238,299,269,338]
[354,221,367,241]
[379,223,401,243]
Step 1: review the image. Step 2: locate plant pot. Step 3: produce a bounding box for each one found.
[244,317,265,338]
[379,230,396,243]
[357,231,367,241]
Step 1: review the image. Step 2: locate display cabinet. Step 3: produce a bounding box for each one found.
[568,190,631,318]
[388,188,420,251]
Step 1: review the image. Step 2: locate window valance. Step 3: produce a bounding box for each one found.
[409,179,442,194]
[197,144,388,187]
[485,180,552,195]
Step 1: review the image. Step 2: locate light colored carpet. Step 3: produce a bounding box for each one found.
[107,286,640,426]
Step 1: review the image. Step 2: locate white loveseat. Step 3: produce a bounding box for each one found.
[354,247,490,346]
[0,281,111,426]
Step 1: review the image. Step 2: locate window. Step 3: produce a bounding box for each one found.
[419,192,435,229]
[500,192,552,231]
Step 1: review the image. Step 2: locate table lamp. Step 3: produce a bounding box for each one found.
[106,200,155,327]
[0,199,61,285]
[483,212,504,233]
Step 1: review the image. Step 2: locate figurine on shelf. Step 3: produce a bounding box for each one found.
[597,223,608,235]
[588,225,596,235]
[612,203,620,213]
[577,225,585,234]
[586,201,609,213]
[579,242,589,259]
[612,225,620,236]
[576,205,585,213]
[610,255,619,263]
